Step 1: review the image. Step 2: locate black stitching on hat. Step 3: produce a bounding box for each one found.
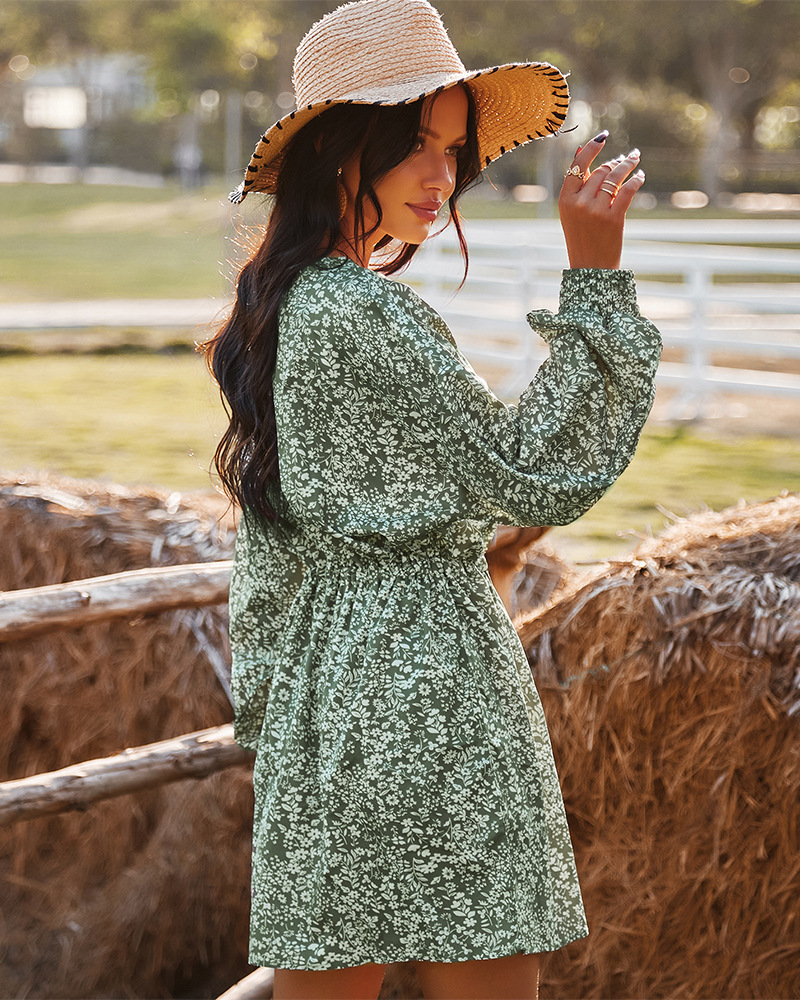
[499,145,506,154]
[290,112,296,119]
[247,165,258,172]
[276,122,283,130]
[244,178,255,186]
[536,130,546,138]
[527,135,534,141]
[485,155,491,166]
[513,140,521,147]
[252,153,263,159]
[489,67,499,74]
[325,99,333,105]
[552,111,567,121]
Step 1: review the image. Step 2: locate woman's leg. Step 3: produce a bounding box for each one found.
[273,962,387,1000]
[415,953,540,1000]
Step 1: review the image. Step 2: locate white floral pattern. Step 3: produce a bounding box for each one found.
[229,259,661,970]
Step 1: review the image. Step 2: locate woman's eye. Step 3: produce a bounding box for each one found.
[447,145,465,157]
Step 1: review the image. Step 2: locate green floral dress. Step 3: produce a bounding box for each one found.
[229,258,661,971]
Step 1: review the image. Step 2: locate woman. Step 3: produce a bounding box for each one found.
[204,1,661,998]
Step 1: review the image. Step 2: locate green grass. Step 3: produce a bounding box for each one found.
[0,182,239,301]
[2,352,798,561]
[0,352,227,491]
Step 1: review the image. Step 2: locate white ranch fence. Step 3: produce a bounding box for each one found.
[404,219,800,415]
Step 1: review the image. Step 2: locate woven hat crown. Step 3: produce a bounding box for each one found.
[229,0,569,202]
[293,0,466,106]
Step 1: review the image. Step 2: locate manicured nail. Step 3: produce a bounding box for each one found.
[592,131,609,144]
[635,169,645,180]
[575,144,582,155]
[629,148,641,159]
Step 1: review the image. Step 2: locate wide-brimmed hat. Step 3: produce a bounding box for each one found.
[229,0,569,203]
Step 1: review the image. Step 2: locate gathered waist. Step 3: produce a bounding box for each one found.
[293,526,490,570]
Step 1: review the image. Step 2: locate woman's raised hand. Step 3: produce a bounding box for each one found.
[557,131,645,270]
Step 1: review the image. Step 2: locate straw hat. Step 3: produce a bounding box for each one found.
[230,0,569,203]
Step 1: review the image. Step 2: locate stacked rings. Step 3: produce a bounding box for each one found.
[600,181,620,196]
[564,164,586,180]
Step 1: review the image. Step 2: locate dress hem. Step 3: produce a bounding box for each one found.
[248,931,589,971]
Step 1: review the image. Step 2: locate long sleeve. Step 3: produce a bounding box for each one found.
[228,509,304,750]
[275,261,661,535]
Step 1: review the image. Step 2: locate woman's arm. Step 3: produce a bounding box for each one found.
[228,509,304,750]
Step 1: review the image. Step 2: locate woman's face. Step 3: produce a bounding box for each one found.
[340,85,469,259]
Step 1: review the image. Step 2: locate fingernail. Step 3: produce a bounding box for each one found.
[592,130,609,144]
[575,144,582,155]
[635,169,645,180]
[629,148,641,159]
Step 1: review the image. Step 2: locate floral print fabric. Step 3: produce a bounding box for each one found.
[229,258,661,970]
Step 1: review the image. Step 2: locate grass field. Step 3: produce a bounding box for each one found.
[0,182,241,301]
[2,350,798,562]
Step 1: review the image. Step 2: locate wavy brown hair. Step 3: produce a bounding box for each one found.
[201,87,481,521]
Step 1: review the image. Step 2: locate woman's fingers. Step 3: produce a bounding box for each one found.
[611,168,646,213]
[583,149,640,198]
[558,137,647,269]
[561,130,610,190]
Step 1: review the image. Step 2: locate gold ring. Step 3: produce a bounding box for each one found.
[600,181,620,196]
[564,164,586,180]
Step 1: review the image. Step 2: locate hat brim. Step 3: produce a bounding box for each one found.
[230,61,568,203]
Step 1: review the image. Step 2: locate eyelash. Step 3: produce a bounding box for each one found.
[412,138,464,157]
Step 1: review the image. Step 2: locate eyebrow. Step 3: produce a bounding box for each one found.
[419,127,468,143]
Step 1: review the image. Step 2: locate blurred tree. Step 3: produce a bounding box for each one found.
[0,0,797,193]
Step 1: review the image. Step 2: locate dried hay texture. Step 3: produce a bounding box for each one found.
[0,473,253,1000]
[519,494,800,1000]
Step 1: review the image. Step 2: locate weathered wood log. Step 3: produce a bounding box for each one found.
[0,560,232,642]
[217,968,275,1000]
[0,724,252,827]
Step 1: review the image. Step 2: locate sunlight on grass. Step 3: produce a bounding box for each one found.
[0,183,238,301]
[0,353,226,492]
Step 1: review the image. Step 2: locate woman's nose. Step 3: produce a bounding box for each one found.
[424,152,455,195]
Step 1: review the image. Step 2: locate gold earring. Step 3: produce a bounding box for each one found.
[337,167,347,221]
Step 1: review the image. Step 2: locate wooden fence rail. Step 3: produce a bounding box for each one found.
[0,723,251,827]
[0,560,232,642]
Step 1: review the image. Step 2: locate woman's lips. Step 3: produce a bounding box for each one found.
[408,202,441,222]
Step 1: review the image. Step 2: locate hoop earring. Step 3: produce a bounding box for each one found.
[337,167,347,221]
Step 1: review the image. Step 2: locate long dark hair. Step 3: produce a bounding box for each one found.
[202,86,481,521]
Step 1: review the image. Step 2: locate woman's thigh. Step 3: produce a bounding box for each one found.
[272,962,387,1000]
[415,952,540,1000]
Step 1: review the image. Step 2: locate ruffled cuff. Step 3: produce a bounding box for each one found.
[559,268,639,319]
[527,268,641,343]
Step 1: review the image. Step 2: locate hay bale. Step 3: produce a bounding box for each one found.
[519,494,800,1000]
[0,473,253,1000]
